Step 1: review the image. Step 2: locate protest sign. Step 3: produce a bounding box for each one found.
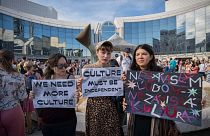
[82,67,123,97]
[32,79,76,108]
[125,71,202,126]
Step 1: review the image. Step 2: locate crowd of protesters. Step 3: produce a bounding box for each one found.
[157,57,210,81]
[0,44,210,136]
[0,51,90,136]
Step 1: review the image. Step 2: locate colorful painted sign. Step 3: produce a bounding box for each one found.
[125,71,202,126]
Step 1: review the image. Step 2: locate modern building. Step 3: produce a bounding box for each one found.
[0,0,57,19]
[100,21,117,41]
[0,0,93,61]
[114,0,210,59]
[1,0,210,60]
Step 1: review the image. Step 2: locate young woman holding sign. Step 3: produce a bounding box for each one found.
[122,44,180,136]
[78,41,121,136]
[32,53,78,136]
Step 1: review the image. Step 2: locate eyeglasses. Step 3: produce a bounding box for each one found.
[56,63,68,69]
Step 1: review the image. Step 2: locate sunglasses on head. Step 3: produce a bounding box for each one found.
[56,63,68,69]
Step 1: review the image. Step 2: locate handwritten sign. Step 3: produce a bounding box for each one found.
[32,79,76,108]
[82,67,123,97]
[125,71,202,126]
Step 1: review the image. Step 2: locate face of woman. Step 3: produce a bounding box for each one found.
[96,49,111,64]
[53,57,68,77]
[135,48,153,70]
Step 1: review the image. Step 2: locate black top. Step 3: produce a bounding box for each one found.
[38,74,76,124]
[38,108,76,124]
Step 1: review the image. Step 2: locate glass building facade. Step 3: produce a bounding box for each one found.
[123,6,210,55]
[100,21,116,41]
[0,13,91,58]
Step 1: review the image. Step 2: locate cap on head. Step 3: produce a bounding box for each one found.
[95,41,113,52]
[123,48,131,53]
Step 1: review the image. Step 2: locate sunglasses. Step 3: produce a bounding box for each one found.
[56,63,68,69]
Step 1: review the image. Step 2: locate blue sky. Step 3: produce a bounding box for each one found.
[29,0,165,23]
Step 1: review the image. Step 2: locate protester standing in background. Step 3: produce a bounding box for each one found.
[169,58,177,72]
[191,61,199,74]
[199,59,206,80]
[116,48,132,73]
[185,59,191,74]
[0,49,27,136]
[23,61,42,134]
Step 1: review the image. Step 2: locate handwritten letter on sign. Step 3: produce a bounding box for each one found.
[82,67,123,97]
[32,79,76,108]
[125,71,202,126]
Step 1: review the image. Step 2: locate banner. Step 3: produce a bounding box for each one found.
[82,67,123,97]
[32,79,76,108]
[125,71,202,126]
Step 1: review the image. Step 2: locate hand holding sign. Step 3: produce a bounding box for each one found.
[125,71,202,126]
[29,91,35,99]
[122,98,127,111]
[32,79,77,108]
[82,67,124,97]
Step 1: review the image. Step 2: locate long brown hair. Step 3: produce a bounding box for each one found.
[44,53,67,79]
[0,49,16,73]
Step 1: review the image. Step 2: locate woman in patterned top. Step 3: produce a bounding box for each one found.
[0,49,27,136]
[78,41,121,136]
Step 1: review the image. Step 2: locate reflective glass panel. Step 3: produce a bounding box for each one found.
[138,22,145,33]
[176,14,185,32]
[160,18,168,30]
[3,15,13,30]
[145,21,153,33]
[132,22,138,34]
[43,25,50,37]
[33,23,42,38]
[206,5,210,22]
[124,22,132,30]
[51,26,58,37]
[153,20,160,32]
[0,14,2,42]
[0,13,2,28]
[132,38,139,44]
[23,20,30,39]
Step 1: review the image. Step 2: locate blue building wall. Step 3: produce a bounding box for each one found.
[0,13,91,57]
[124,6,210,55]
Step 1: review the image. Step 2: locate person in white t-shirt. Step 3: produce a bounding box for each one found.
[116,48,132,73]
[199,59,206,80]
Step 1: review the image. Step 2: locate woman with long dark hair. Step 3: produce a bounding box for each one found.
[124,44,180,136]
[34,53,78,136]
[0,49,27,136]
